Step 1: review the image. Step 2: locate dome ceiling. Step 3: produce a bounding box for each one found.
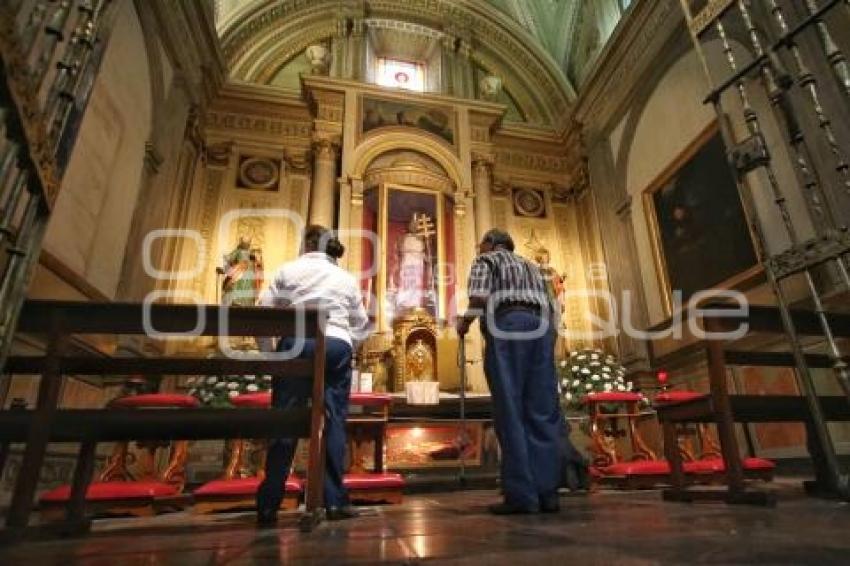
[213,1,628,127]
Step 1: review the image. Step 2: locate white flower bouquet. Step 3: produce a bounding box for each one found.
[186,374,273,407]
[557,349,633,411]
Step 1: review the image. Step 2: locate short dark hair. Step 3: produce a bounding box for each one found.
[481,228,514,252]
[302,225,345,259]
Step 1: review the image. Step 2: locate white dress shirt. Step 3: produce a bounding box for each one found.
[257,252,370,348]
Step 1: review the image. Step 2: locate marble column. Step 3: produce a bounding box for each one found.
[309,139,339,228]
[472,157,494,241]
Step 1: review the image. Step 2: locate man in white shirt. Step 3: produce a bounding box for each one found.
[256,225,370,525]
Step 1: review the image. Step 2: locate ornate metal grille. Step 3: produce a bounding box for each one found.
[678,0,850,495]
[0,0,115,367]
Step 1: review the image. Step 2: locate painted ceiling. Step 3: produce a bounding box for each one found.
[214,0,627,97]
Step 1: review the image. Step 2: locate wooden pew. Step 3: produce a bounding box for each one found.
[0,300,329,536]
[649,303,850,505]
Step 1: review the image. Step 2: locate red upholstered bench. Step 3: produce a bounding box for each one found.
[585,391,644,404]
[344,472,405,504]
[230,391,394,410]
[39,393,197,521]
[684,457,776,482]
[226,392,403,505]
[584,391,661,489]
[109,393,200,409]
[230,392,271,408]
[597,460,672,489]
[40,481,185,520]
[193,476,304,514]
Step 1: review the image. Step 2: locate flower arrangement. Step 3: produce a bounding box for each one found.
[186,374,273,407]
[557,349,634,411]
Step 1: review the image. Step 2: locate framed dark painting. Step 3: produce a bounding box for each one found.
[643,122,760,313]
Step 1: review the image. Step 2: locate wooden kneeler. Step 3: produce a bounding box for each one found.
[192,392,303,514]
[38,393,197,521]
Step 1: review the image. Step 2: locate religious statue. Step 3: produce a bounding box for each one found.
[221,237,263,306]
[525,231,564,313]
[535,247,565,312]
[395,213,436,313]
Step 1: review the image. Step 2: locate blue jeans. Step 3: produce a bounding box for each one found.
[256,337,353,511]
[483,310,563,509]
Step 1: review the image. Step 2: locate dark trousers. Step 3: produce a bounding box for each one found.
[256,337,353,512]
[483,310,563,509]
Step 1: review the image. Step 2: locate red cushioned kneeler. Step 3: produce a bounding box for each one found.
[602,460,672,477]
[596,459,672,489]
[684,457,775,482]
[192,476,303,514]
[343,473,405,505]
[109,393,200,409]
[39,481,185,520]
[41,481,178,502]
[231,391,394,409]
[230,392,271,408]
[584,392,644,404]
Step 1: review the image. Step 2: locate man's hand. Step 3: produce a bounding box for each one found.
[456,315,473,337]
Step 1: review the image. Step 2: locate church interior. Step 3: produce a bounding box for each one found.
[1,0,850,562]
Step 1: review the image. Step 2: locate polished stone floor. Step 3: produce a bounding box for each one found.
[2,480,850,565]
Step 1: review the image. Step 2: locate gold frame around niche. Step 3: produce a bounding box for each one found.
[376,182,448,331]
[642,121,763,317]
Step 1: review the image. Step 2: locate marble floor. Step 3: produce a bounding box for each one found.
[2,481,850,565]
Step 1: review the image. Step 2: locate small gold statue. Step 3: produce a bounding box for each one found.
[405,339,435,381]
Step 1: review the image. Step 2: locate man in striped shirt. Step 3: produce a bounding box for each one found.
[456,228,563,514]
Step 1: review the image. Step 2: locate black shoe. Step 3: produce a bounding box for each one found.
[326,505,360,521]
[256,508,278,527]
[539,496,560,514]
[488,502,538,515]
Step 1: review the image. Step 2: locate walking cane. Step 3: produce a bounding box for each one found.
[457,337,467,488]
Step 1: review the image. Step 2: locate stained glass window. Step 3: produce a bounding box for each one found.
[376,58,425,92]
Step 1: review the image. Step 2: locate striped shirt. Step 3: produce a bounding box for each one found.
[258,252,370,348]
[466,250,551,316]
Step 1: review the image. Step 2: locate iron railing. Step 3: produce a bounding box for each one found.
[678,0,850,497]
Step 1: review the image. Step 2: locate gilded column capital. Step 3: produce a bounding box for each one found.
[471,153,494,175]
[311,138,339,161]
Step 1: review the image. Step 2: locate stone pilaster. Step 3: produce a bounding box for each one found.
[308,138,339,228]
[440,33,457,96]
[472,156,494,241]
[456,39,474,99]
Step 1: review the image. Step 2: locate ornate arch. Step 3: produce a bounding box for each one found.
[218,0,574,128]
[349,130,467,194]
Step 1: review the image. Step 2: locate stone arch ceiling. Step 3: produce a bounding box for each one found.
[214,0,590,128]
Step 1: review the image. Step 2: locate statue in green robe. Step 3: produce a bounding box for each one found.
[221,237,263,306]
